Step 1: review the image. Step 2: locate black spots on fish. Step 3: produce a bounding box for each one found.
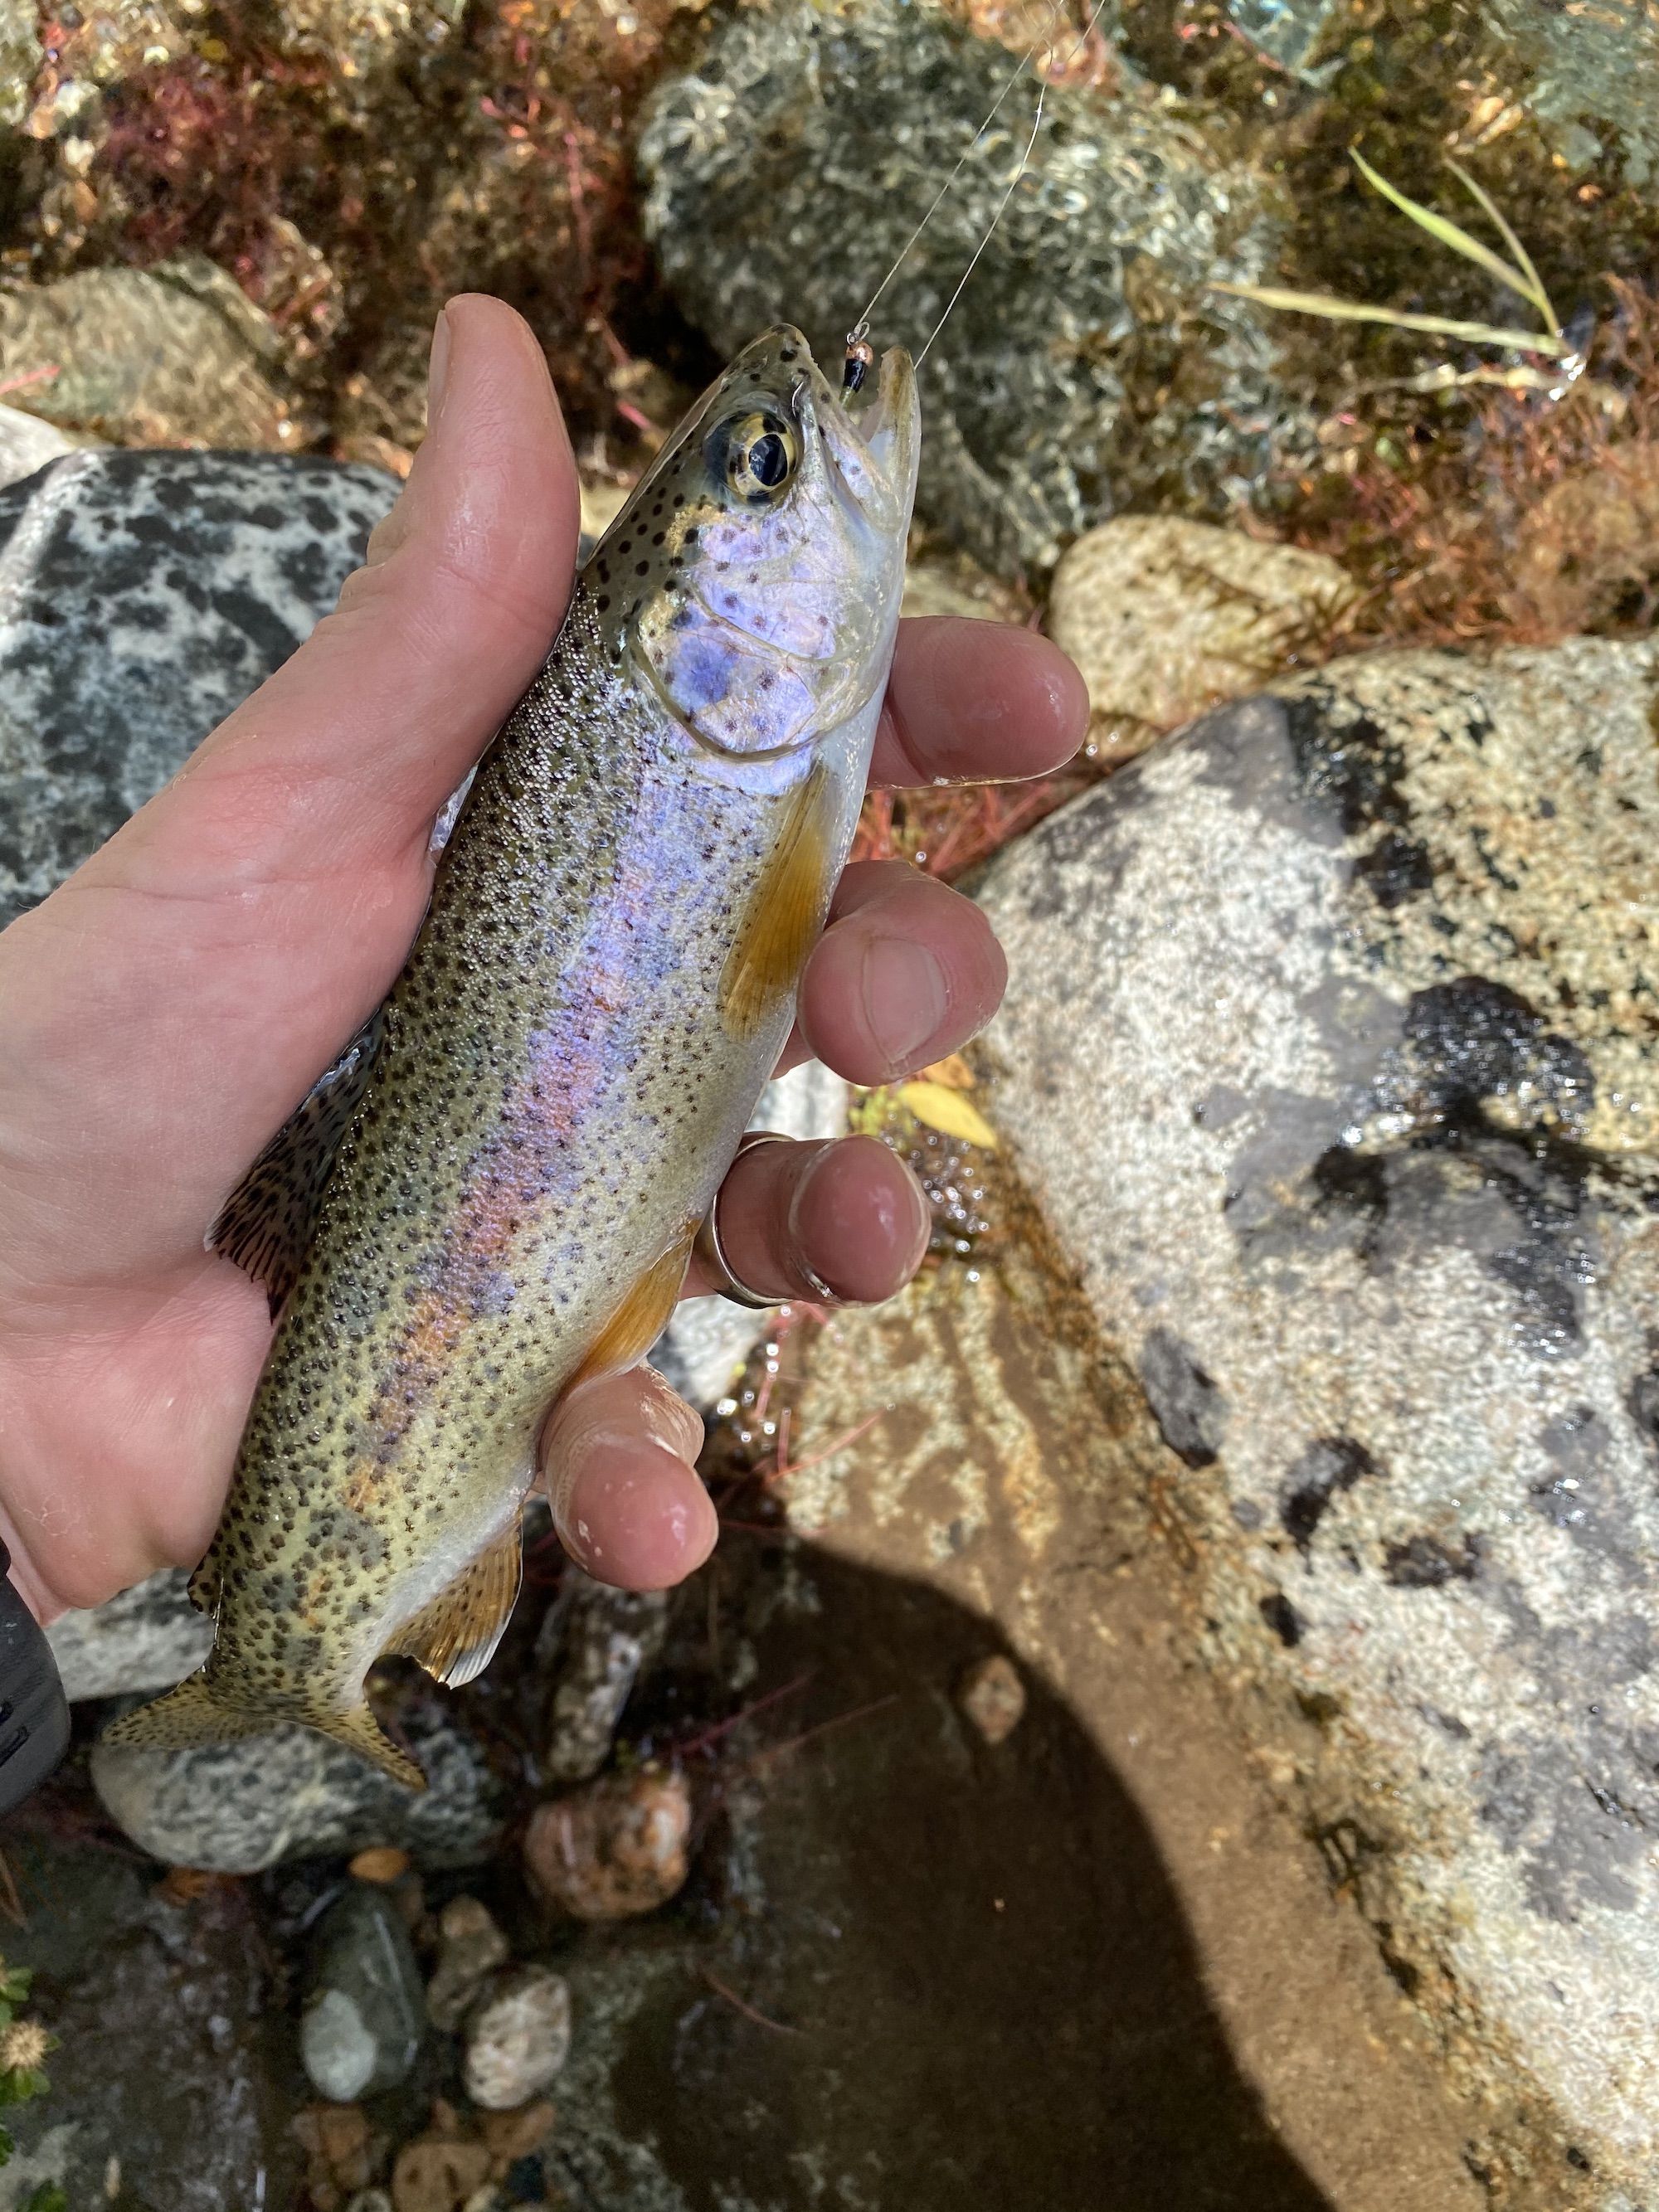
[635,561,649,577]
[1281,1435,1382,1550]
[596,595,611,611]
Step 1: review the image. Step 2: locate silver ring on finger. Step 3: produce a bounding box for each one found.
[693,1130,796,1310]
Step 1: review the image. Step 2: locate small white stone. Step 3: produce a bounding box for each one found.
[462,1966,572,2112]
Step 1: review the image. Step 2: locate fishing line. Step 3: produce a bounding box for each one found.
[913,0,1115,368]
[845,0,1114,383]
[849,0,1074,344]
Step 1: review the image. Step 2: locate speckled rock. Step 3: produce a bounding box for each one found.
[90,1692,507,1871]
[0,447,396,931]
[1045,518,1355,759]
[426,1894,509,2030]
[639,0,1306,581]
[300,1882,426,2102]
[974,634,1659,2201]
[46,1568,212,1702]
[0,258,298,448]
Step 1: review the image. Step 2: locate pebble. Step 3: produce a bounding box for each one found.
[390,2135,492,2212]
[957,1655,1028,1746]
[349,1846,411,1886]
[461,1966,572,2112]
[523,1768,693,1922]
[300,1884,426,2103]
[537,1572,668,1786]
[426,1895,510,2032]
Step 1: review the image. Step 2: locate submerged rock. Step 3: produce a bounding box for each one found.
[640,0,1306,581]
[426,1894,510,2031]
[537,1570,668,1786]
[1045,518,1356,760]
[91,1691,507,1872]
[461,1965,572,2111]
[301,1882,426,2103]
[0,257,298,449]
[524,1767,692,1921]
[975,634,1659,2200]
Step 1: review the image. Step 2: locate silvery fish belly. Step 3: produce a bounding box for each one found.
[105,328,919,1787]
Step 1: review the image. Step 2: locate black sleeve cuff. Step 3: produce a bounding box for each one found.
[0,1544,69,1815]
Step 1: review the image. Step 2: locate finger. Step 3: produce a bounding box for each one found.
[868,616,1088,790]
[793,860,1006,1086]
[684,1134,930,1305]
[540,1367,717,1591]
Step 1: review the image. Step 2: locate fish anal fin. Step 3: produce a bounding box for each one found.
[207,1008,387,1315]
[100,1672,427,1791]
[386,1514,523,1690]
[719,763,836,1037]
[572,1228,695,1388]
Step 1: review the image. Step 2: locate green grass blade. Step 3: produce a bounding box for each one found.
[1350,150,1543,321]
[1210,280,1568,354]
[1445,158,1559,338]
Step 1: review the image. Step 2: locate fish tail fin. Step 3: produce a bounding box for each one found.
[101,1674,427,1792]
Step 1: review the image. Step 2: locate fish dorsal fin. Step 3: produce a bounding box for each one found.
[207,1009,386,1315]
[386,1514,523,1689]
[719,762,836,1038]
[571,1227,696,1390]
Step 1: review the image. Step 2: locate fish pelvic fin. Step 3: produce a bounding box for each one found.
[719,761,837,1037]
[100,1674,427,1792]
[571,1223,697,1389]
[385,1513,523,1690]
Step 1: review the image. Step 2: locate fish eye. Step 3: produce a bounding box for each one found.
[708,408,798,505]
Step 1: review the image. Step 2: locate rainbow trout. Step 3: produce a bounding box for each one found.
[105,328,918,1787]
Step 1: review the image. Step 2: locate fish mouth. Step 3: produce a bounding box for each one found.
[832,342,919,516]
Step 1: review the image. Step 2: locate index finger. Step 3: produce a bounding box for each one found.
[869,615,1089,790]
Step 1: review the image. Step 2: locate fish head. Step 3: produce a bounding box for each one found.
[589,325,919,771]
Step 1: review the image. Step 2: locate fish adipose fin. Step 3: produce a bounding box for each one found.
[207,1008,387,1314]
[100,1671,427,1791]
[719,762,836,1037]
[386,1514,523,1689]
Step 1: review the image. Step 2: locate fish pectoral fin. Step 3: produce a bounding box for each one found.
[719,761,836,1037]
[386,1514,523,1691]
[571,1226,697,1388]
[207,1007,387,1315]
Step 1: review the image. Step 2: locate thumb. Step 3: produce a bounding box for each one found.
[78,293,581,907]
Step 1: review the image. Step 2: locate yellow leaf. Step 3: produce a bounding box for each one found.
[919,1053,975,1091]
[898,1081,999,1149]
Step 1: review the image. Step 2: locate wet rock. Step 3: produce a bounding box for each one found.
[1045,518,1355,760]
[640,0,1306,581]
[974,634,1659,2198]
[524,1767,692,1922]
[461,1966,572,2111]
[426,1895,510,2031]
[536,1570,668,1786]
[0,257,297,449]
[292,2100,382,2207]
[46,1567,212,1701]
[1486,0,1659,183]
[0,446,396,931]
[0,2,41,131]
[91,1692,506,1872]
[957,1653,1027,1745]
[301,1883,426,2103]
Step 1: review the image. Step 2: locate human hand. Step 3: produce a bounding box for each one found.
[0,296,1086,1621]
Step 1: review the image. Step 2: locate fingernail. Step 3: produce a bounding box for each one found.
[861,935,948,1077]
[553,1433,718,1590]
[427,306,452,423]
